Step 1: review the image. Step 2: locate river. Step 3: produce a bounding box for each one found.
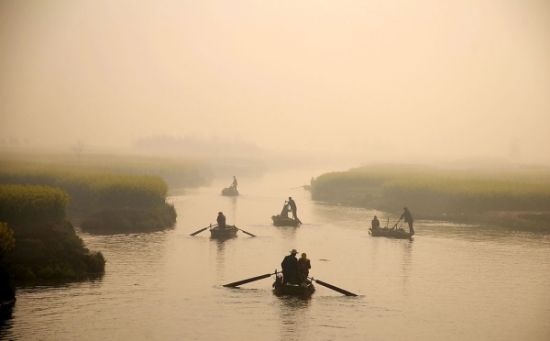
[2,169,550,340]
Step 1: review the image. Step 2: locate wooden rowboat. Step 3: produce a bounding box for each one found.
[210,225,238,239]
[272,215,300,227]
[223,271,356,297]
[221,187,239,196]
[369,227,412,239]
[272,273,315,297]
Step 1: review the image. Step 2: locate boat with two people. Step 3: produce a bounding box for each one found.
[272,199,301,227]
[221,176,239,196]
[224,270,357,298]
[223,249,357,298]
[369,212,414,239]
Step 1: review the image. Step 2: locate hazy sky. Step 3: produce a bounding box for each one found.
[1,0,549,163]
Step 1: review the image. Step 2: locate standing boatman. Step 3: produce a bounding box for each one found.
[231,176,238,190]
[400,207,414,235]
[287,197,302,224]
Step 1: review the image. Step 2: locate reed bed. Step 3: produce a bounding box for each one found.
[311,165,550,219]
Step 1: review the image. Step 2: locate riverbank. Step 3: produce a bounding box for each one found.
[0,185,105,283]
[310,165,550,231]
[0,154,194,233]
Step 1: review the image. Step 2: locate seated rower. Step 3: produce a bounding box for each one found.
[371,215,380,229]
[217,211,226,228]
[297,253,311,283]
[281,249,299,284]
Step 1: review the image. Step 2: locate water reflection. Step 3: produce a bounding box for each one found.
[275,225,299,239]
[276,296,312,341]
[400,239,413,293]
[227,196,238,225]
[420,220,550,247]
[212,238,229,281]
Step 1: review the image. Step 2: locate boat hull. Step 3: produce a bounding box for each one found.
[221,187,239,196]
[272,215,300,227]
[273,281,315,297]
[370,227,412,239]
[210,225,238,239]
[273,276,315,297]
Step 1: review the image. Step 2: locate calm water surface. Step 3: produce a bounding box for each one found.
[2,170,550,340]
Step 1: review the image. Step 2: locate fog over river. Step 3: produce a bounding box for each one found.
[2,169,549,340]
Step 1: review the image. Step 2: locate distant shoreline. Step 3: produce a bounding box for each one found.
[310,165,550,232]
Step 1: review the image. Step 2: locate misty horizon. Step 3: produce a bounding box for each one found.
[1,0,549,165]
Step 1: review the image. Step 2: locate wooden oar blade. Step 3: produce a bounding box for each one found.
[223,273,273,287]
[314,279,358,297]
[238,228,256,237]
[190,227,209,236]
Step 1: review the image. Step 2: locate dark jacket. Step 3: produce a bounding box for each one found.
[280,203,290,217]
[401,209,413,223]
[281,254,298,283]
[217,213,226,227]
[282,255,298,271]
[371,217,380,229]
[297,258,311,276]
[288,199,297,211]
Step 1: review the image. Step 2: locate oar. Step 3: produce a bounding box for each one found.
[223,272,274,287]
[190,224,216,236]
[311,278,358,297]
[236,226,256,237]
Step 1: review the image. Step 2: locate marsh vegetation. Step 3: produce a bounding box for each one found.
[311,165,550,230]
[0,152,212,283]
[0,152,212,233]
[0,185,105,282]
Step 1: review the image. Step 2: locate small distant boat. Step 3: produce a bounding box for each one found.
[210,225,238,239]
[272,274,315,297]
[369,227,412,239]
[272,215,300,227]
[221,187,239,196]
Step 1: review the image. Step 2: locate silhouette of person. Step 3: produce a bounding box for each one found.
[281,249,299,284]
[400,207,414,235]
[217,211,226,228]
[280,201,290,218]
[371,215,380,229]
[287,197,301,223]
[297,253,311,283]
